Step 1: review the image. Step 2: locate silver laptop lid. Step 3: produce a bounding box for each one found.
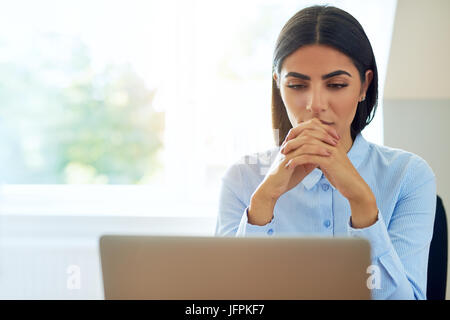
[99,235,371,300]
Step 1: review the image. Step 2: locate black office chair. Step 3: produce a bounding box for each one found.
[427,195,448,300]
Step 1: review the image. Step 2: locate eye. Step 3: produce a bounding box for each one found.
[286,83,348,90]
[287,84,306,90]
[327,83,348,89]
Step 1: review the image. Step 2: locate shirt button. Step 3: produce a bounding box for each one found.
[322,184,330,191]
[324,220,331,228]
[267,228,274,235]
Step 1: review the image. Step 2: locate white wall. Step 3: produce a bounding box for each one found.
[0,214,216,299]
[384,0,450,99]
[383,0,450,299]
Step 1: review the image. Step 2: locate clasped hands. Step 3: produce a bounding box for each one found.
[252,118,378,228]
[279,118,376,207]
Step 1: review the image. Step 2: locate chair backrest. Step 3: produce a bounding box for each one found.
[427,195,448,300]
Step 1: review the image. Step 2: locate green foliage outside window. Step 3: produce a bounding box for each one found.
[0,33,164,184]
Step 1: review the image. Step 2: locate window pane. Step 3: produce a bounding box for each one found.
[0,0,396,198]
[0,0,169,184]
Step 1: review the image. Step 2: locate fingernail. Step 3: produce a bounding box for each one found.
[285,160,292,169]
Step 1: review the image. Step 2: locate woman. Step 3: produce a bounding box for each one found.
[215,5,436,300]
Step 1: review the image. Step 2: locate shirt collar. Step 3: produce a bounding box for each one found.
[301,133,370,190]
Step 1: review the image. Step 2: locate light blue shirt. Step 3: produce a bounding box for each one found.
[215,133,436,300]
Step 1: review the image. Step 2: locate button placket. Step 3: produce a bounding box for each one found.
[319,179,333,233]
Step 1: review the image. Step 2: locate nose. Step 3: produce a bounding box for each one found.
[306,85,327,114]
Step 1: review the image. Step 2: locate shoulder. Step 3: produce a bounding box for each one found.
[366,139,435,185]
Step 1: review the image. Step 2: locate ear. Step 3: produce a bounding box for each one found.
[273,72,280,88]
[360,70,373,101]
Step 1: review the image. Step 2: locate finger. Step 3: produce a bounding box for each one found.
[304,119,340,140]
[282,129,338,155]
[285,154,326,170]
[282,129,337,154]
[282,125,325,151]
[286,143,332,159]
[284,118,340,143]
[307,118,340,140]
[285,141,334,164]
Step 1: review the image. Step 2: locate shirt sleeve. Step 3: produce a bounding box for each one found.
[347,157,436,300]
[236,207,276,237]
[214,162,275,237]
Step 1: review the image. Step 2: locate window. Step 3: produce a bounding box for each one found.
[0,0,397,217]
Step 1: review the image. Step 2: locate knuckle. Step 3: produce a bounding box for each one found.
[286,127,297,140]
[285,129,292,139]
[286,139,296,150]
[303,131,313,139]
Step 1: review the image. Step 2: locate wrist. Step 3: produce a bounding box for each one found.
[349,194,378,229]
[248,187,278,226]
[346,180,375,204]
[348,192,376,208]
[253,185,279,205]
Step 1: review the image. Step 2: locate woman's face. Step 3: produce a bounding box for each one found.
[273,44,373,146]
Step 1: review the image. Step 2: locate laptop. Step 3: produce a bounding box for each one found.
[99,235,372,300]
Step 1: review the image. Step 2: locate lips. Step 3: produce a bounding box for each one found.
[299,119,334,125]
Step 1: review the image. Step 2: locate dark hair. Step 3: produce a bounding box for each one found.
[271,5,378,146]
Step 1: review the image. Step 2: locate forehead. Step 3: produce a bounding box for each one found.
[281,44,357,75]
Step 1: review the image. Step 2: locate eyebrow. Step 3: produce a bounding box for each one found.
[284,70,352,80]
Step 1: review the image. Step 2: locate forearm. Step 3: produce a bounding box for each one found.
[347,211,422,299]
[248,188,278,226]
[348,185,378,229]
